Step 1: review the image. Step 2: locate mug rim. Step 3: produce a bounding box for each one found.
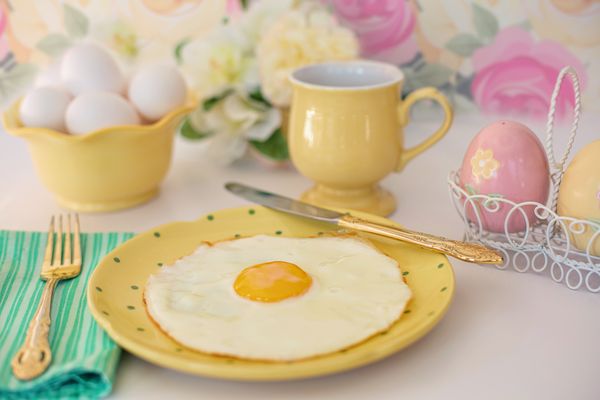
[289,60,404,91]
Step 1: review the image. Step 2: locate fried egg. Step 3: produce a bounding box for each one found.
[144,234,411,361]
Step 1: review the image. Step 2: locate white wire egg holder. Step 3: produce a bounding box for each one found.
[447,66,600,293]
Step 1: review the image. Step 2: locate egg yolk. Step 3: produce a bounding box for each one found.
[233,261,312,302]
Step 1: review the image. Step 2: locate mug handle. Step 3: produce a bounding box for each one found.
[395,87,453,172]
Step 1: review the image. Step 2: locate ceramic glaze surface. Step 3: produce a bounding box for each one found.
[87,206,455,381]
[2,99,193,212]
[459,120,550,233]
[289,61,453,216]
[558,139,600,256]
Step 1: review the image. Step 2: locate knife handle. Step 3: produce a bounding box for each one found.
[338,215,503,265]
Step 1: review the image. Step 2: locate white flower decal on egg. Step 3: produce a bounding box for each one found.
[471,148,500,181]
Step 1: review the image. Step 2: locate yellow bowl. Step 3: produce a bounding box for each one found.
[2,99,194,212]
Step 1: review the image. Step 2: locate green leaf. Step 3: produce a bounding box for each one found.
[400,67,417,93]
[483,196,504,208]
[514,20,532,31]
[174,38,190,64]
[180,117,210,140]
[472,3,498,40]
[63,4,89,39]
[410,63,454,87]
[248,87,272,107]
[240,0,249,9]
[203,97,221,111]
[0,64,38,103]
[250,129,289,161]
[446,33,484,57]
[464,183,477,196]
[203,89,232,111]
[452,92,477,112]
[36,34,72,57]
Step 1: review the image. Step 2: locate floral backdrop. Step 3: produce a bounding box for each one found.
[1,0,599,119]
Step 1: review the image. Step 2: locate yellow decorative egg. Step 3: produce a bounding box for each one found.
[557,140,600,256]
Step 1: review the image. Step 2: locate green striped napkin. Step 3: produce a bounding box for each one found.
[0,230,134,400]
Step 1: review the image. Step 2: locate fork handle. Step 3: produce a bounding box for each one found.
[11,278,58,380]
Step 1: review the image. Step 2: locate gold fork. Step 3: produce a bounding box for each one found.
[11,214,81,380]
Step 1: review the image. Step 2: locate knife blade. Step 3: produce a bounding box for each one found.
[225,182,504,265]
[225,182,343,223]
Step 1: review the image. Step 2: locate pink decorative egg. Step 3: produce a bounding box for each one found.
[459,121,550,233]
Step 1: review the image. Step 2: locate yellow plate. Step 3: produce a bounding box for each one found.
[87,206,454,381]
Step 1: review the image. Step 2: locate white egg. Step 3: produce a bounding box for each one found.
[19,86,72,132]
[128,64,187,122]
[34,61,63,88]
[66,92,140,135]
[145,234,412,361]
[61,43,124,96]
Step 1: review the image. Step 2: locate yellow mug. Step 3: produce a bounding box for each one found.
[289,60,453,216]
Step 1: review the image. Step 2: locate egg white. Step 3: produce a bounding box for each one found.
[144,234,412,361]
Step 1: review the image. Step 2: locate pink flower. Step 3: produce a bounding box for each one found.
[0,7,8,60]
[471,27,587,120]
[226,0,244,21]
[327,0,418,64]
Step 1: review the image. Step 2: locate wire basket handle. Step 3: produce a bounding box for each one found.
[545,66,581,213]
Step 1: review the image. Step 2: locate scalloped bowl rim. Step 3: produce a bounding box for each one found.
[2,96,196,142]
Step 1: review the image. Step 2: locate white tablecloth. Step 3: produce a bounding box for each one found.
[1,111,599,400]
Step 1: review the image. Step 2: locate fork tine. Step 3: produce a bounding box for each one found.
[73,214,81,266]
[52,215,63,266]
[64,214,72,265]
[43,216,55,266]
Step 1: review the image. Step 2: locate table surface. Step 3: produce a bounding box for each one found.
[1,110,599,400]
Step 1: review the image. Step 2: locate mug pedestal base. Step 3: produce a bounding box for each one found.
[301,184,396,217]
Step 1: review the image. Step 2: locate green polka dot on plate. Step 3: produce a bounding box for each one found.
[153,232,161,238]
[275,230,282,235]
[248,209,255,215]
[127,305,135,310]
[207,215,214,221]
[131,285,139,290]
[113,257,120,263]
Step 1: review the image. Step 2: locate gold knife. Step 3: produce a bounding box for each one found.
[225,182,503,265]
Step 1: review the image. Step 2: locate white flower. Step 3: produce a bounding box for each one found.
[189,91,281,164]
[239,0,294,45]
[257,1,359,107]
[91,19,140,60]
[181,27,258,98]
